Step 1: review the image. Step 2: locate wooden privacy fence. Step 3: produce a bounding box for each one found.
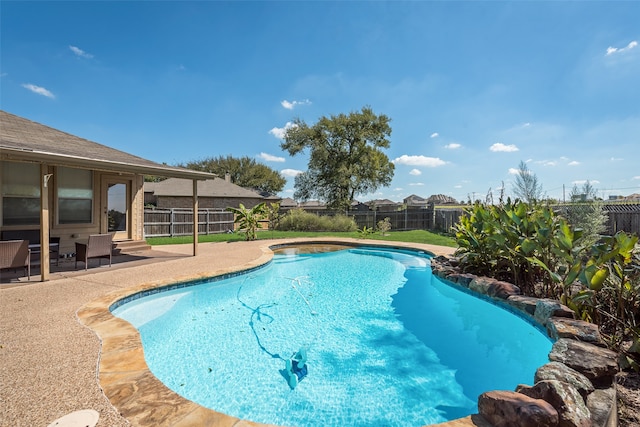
[144,208,234,237]
[282,205,464,233]
[144,203,639,238]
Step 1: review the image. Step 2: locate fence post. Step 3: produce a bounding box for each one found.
[170,208,175,237]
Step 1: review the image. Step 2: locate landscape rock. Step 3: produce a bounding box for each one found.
[444,272,476,288]
[478,390,559,427]
[535,362,595,399]
[487,280,521,299]
[469,276,497,296]
[506,295,541,316]
[518,380,591,427]
[548,339,619,388]
[547,317,604,346]
[586,387,617,427]
[535,299,575,326]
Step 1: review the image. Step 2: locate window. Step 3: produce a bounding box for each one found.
[57,167,93,224]
[1,161,41,226]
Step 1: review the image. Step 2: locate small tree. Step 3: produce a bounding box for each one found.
[226,203,267,241]
[512,161,543,204]
[377,217,392,235]
[566,181,608,247]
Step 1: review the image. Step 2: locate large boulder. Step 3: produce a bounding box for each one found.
[535,299,575,326]
[546,317,604,346]
[535,362,595,399]
[548,339,619,388]
[469,276,497,296]
[518,380,591,427]
[586,387,617,427]
[478,390,559,427]
[506,295,541,317]
[487,280,521,299]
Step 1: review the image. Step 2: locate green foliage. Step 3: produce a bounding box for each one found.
[180,155,286,195]
[226,203,267,241]
[358,225,375,239]
[265,202,282,230]
[454,198,640,365]
[281,106,395,211]
[377,217,392,235]
[276,209,358,232]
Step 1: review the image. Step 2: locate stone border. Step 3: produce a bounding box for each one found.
[431,255,619,427]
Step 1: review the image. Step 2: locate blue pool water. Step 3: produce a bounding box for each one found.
[113,247,552,426]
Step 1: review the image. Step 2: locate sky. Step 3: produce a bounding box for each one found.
[2,1,639,204]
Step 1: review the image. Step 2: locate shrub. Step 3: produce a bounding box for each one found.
[276,209,357,232]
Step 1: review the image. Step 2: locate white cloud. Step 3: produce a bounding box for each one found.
[490,142,519,152]
[610,157,624,161]
[281,169,302,177]
[393,155,447,167]
[269,121,296,139]
[572,180,600,185]
[258,152,285,162]
[606,40,638,56]
[409,169,421,176]
[454,185,462,189]
[281,99,311,110]
[21,83,55,98]
[430,132,439,138]
[444,143,461,149]
[632,176,640,180]
[69,45,93,59]
[508,168,519,175]
[568,161,580,166]
[409,182,425,186]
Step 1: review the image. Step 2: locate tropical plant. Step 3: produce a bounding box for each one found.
[226,203,267,241]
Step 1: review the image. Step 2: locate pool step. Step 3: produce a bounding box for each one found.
[112,240,151,254]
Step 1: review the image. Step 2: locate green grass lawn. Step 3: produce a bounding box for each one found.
[146,229,457,247]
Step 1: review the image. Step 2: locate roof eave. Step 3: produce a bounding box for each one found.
[0,147,215,180]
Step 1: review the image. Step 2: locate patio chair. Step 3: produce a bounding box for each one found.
[0,240,31,279]
[75,234,114,270]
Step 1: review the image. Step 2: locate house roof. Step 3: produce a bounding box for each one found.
[0,110,213,180]
[145,177,265,199]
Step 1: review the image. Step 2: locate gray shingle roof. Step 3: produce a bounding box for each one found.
[145,177,264,199]
[0,110,213,180]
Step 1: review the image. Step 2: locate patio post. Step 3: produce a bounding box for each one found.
[192,179,198,256]
[40,165,51,281]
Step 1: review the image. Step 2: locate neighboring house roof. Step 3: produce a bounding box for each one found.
[145,177,265,199]
[0,110,213,180]
[404,194,428,205]
[367,199,398,206]
[279,197,298,208]
[427,194,458,204]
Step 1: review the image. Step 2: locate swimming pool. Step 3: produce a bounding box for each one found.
[112,245,552,426]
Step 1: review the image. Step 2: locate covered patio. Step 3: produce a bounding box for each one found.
[1,110,214,282]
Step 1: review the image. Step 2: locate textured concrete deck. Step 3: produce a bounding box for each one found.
[1,238,489,427]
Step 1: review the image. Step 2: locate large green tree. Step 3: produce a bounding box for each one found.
[180,155,286,195]
[281,107,395,211]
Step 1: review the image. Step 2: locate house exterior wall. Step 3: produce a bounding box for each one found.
[1,160,145,255]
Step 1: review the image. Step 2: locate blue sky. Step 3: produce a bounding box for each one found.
[2,1,639,203]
